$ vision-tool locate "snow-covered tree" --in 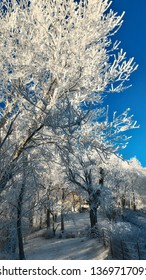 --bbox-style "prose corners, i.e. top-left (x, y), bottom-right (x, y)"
top-left (0, 0), bottom-right (137, 103)
top-left (0, 0), bottom-right (138, 192)
top-left (0, 0), bottom-right (141, 258)
top-left (101, 155), bottom-right (146, 213)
